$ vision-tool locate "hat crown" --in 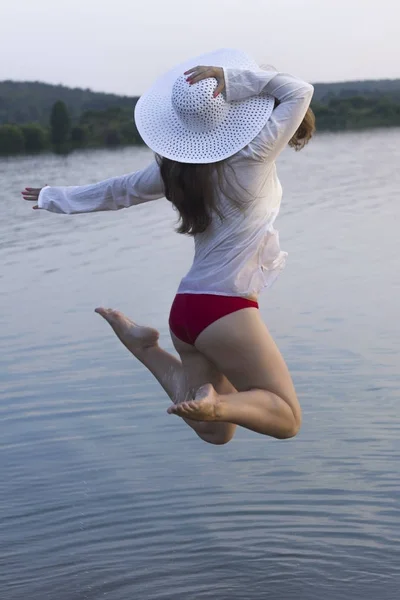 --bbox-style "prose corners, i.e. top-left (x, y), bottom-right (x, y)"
top-left (171, 75), bottom-right (228, 133)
